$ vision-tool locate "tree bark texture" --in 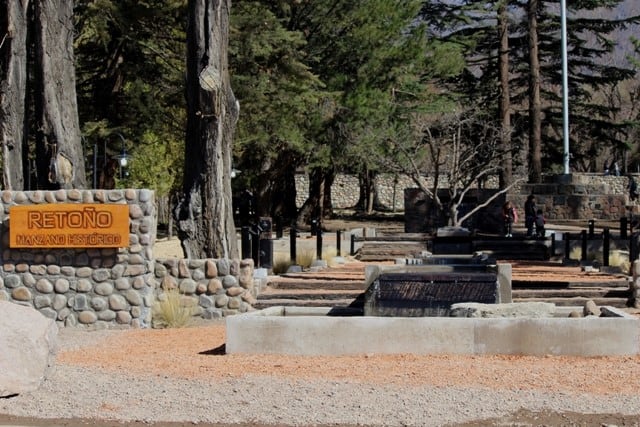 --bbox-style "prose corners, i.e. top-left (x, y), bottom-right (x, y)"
top-left (498, 1), bottom-right (512, 187)
top-left (0, 0), bottom-right (28, 190)
top-left (528, 0), bottom-right (542, 183)
top-left (34, 0), bottom-right (85, 189)
top-left (296, 167), bottom-right (326, 230)
top-left (177, 0), bottom-right (239, 259)
top-left (254, 150), bottom-right (299, 224)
